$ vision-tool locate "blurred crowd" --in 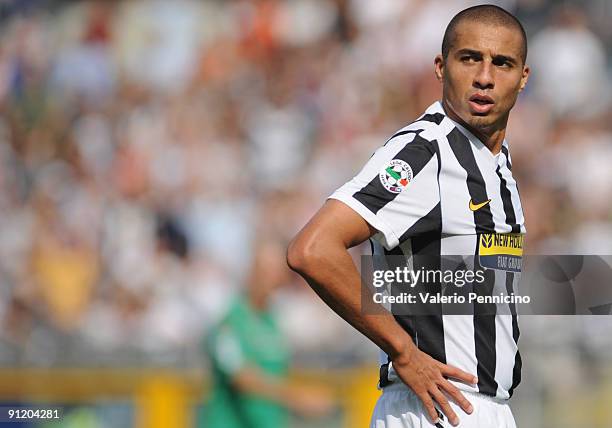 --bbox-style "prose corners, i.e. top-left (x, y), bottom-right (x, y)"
top-left (0, 0), bottom-right (611, 375)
